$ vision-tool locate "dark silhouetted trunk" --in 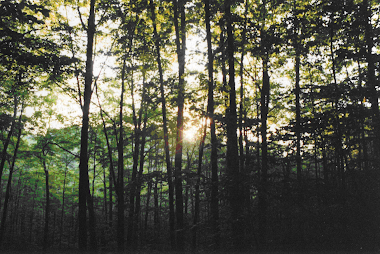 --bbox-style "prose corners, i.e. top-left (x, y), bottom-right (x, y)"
top-left (225, 0), bottom-right (241, 249)
top-left (149, 0), bottom-right (175, 248)
top-left (135, 81), bottom-right (148, 246)
top-left (0, 92), bottom-right (18, 183)
top-left (204, 0), bottom-right (219, 249)
top-left (172, 0), bottom-right (186, 249)
top-left (259, 59), bottom-right (270, 247)
top-left (59, 164), bottom-right (68, 248)
top-left (192, 119), bottom-right (207, 250)
top-left (363, 0), bottom-right (380, 160)
top-left (292, 0), bottom-right (302, 187)
top-left (78, 0), bottom-right (96, 250)
top-left (0, 105), bottom-right (23, 244)
top-left (128, 71), bottom-right (139, 250)
top-left (117, 58), bottom-right (126, 252)
top-left (42, 150), bottom-right (50, 251)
